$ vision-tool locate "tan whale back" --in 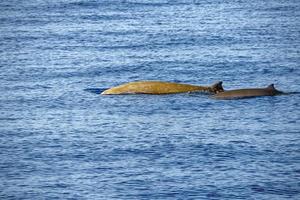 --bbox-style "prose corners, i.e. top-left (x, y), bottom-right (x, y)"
top-left (101, 81), bottom-right (223, 95)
